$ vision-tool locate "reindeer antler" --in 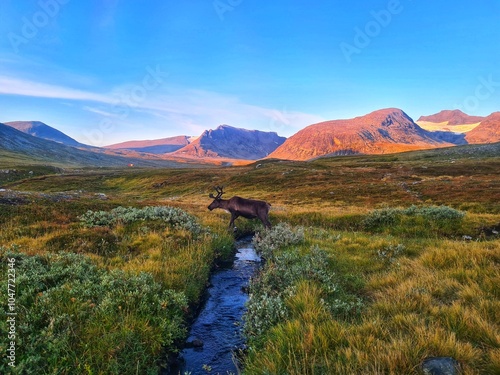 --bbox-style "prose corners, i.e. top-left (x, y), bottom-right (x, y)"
top-left (209, 185), bottom-right (225, 199)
